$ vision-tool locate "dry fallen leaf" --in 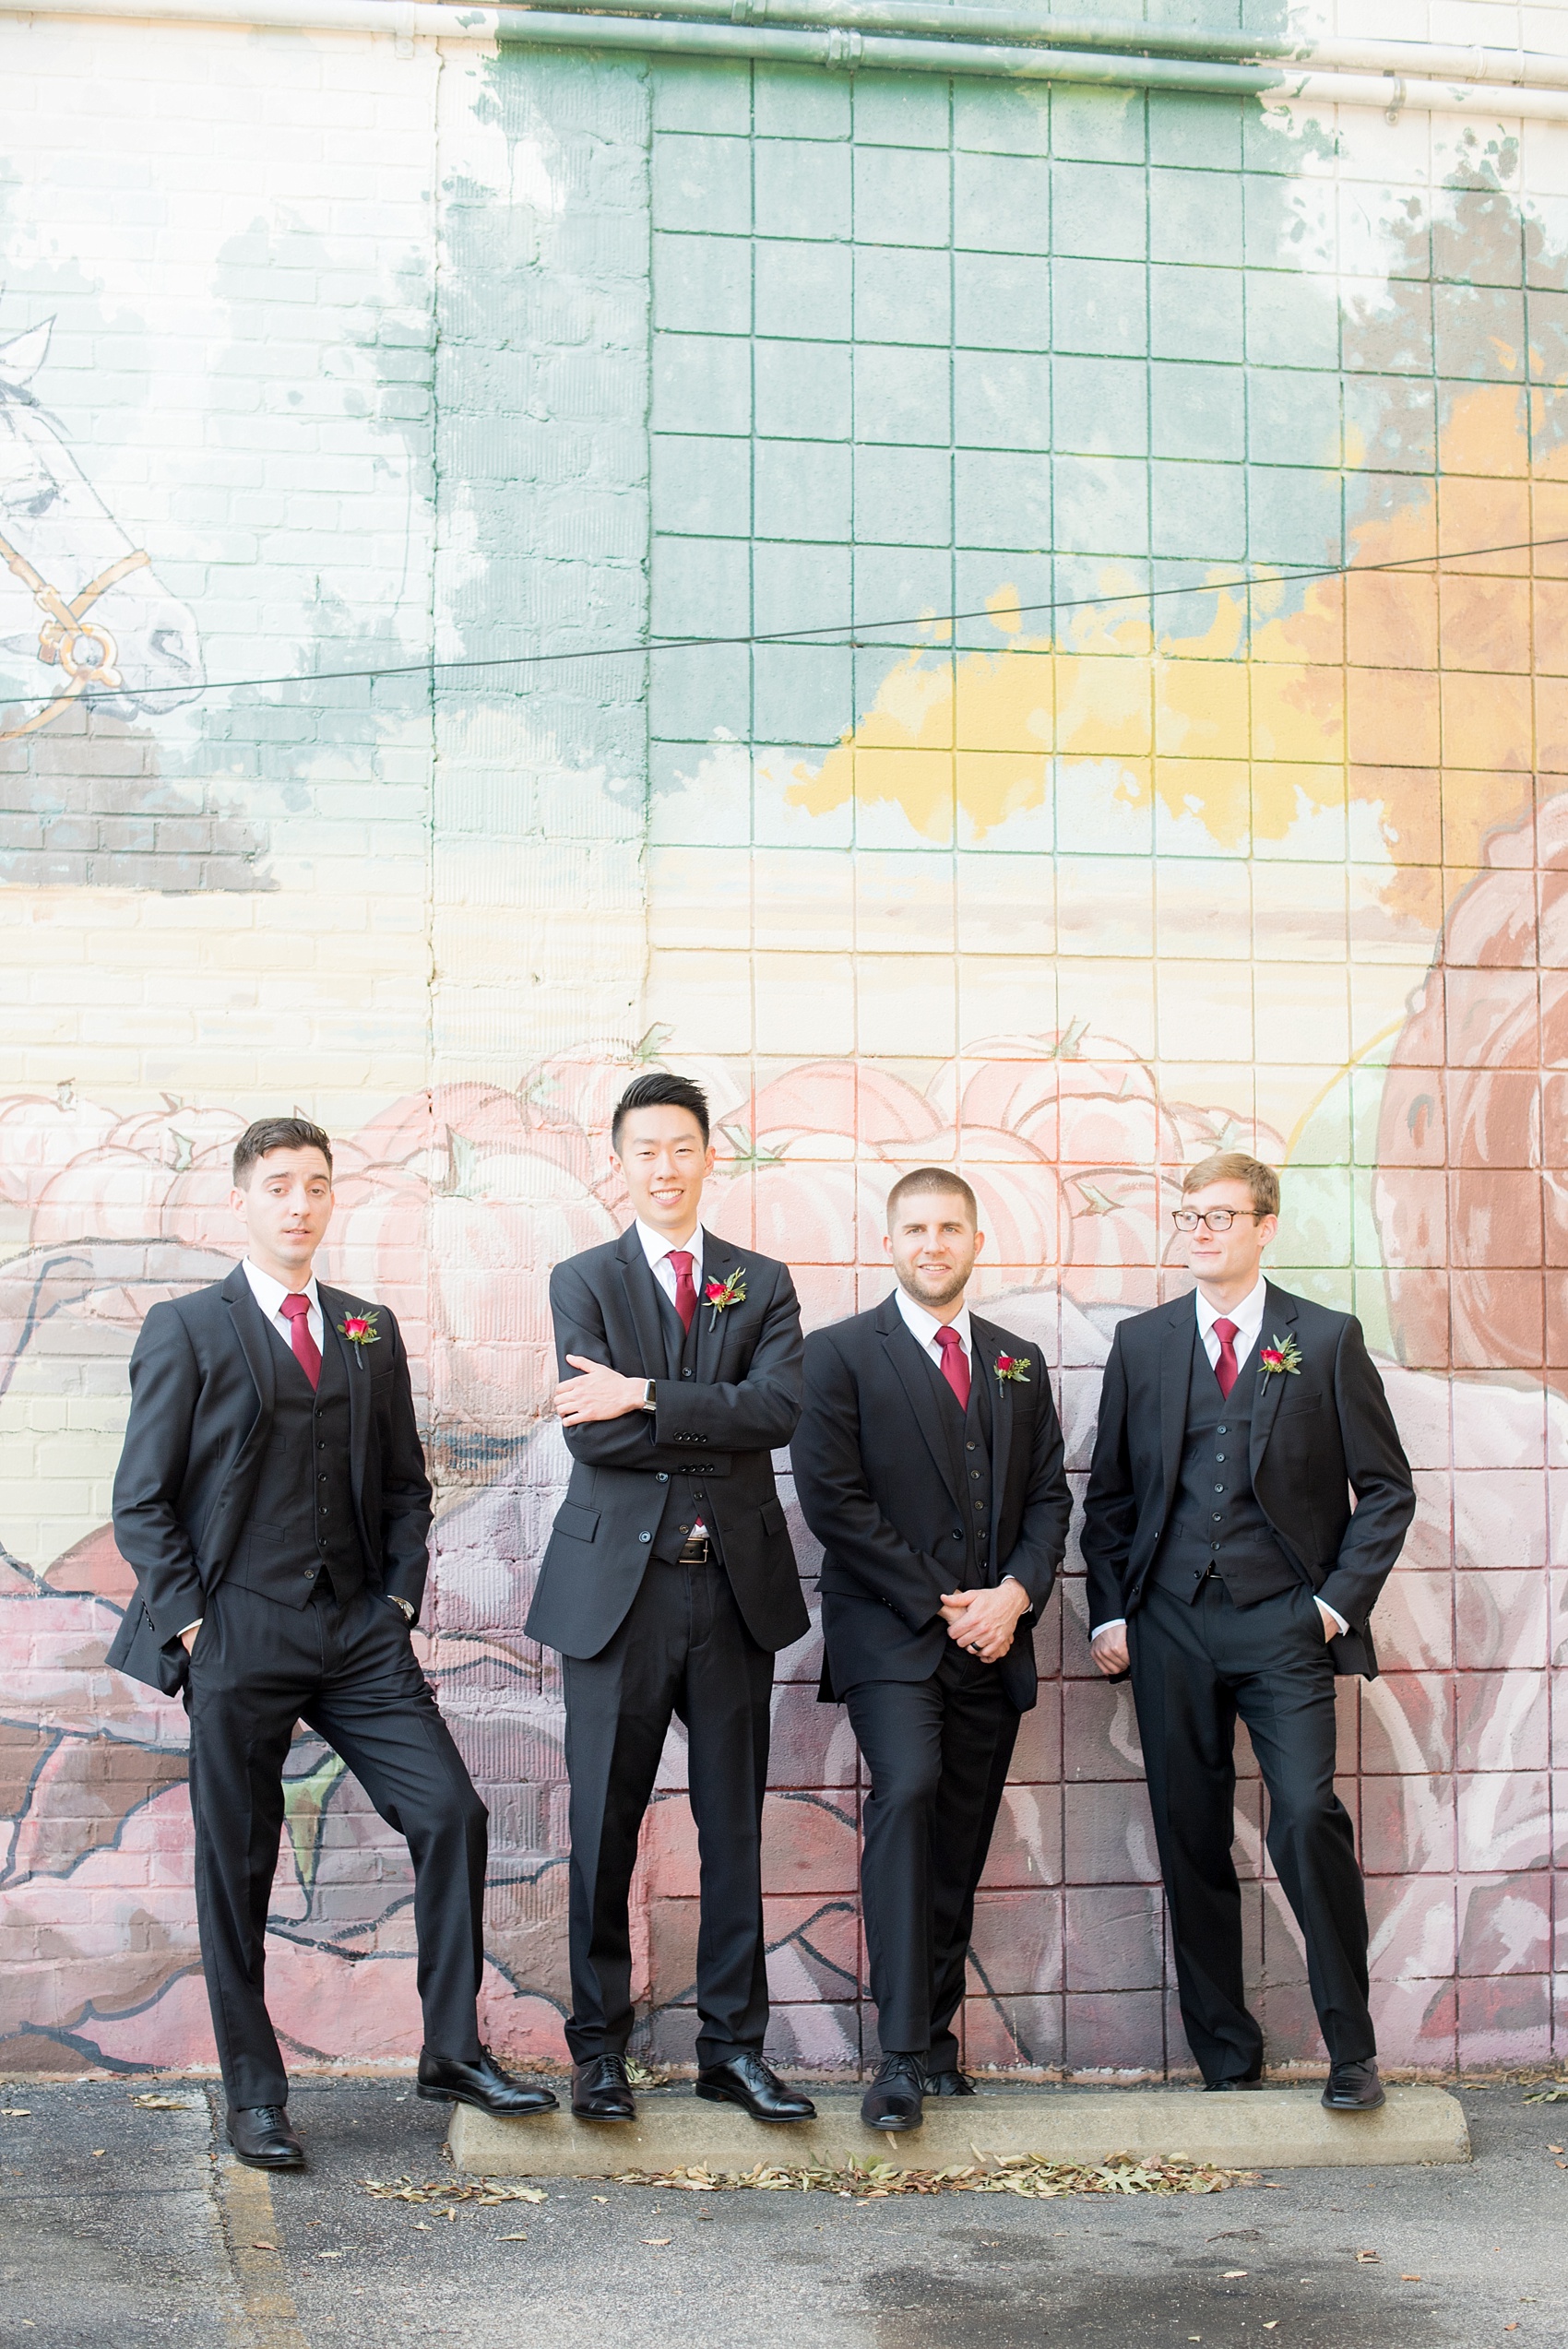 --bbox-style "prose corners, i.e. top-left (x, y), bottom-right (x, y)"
top-left (1549, 2145), bottom-right (1564, 2155)
top-left (90, 2150), bottom-right (105, 2158)
top-left (1400, 2273), bottom-right (1422, 2282)
top-left (1356, 2249), bottom-right (1381, 2263)
top-left (2, 2108), bottom-right (31, 2117)
top-left (593, 2195), bottom-right (609, 2204)
top-left (445, 2208), bottom-right (457, 2223)
top-left (250, 2243), bottom-right (275, 2252)
top-left (1221, 2269), bottom-right (1248, 2278)
top-left (317, 2251), bottom-right (344, 2260)
top-left (642, 2237), bottom-right (672, 2247)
